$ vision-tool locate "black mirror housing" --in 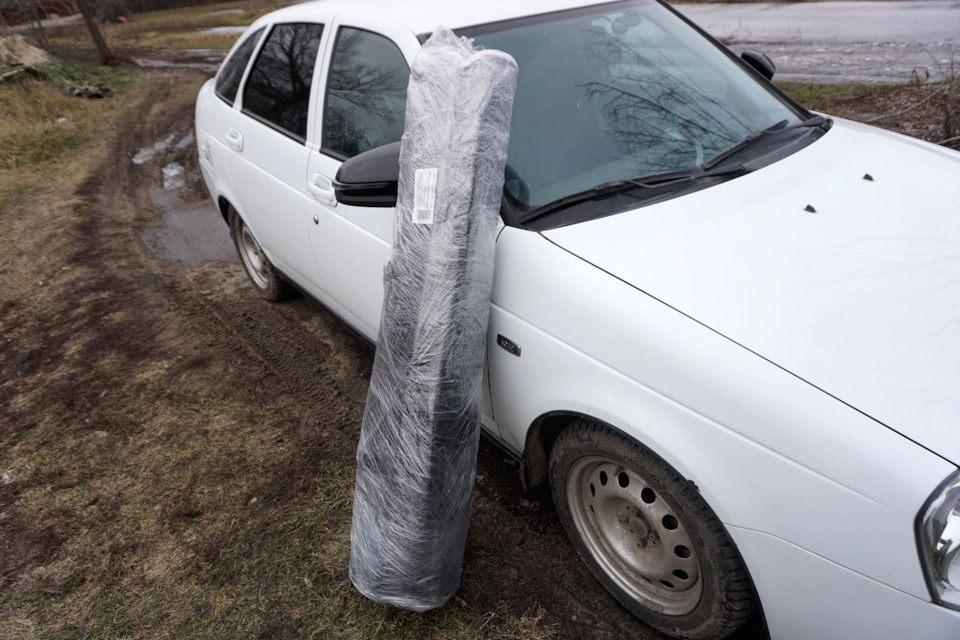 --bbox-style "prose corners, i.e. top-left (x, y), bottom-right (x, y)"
top-left (740, 49), bottom-right (776, 81)
top-left (333, 141), bottom-right (401, 207)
